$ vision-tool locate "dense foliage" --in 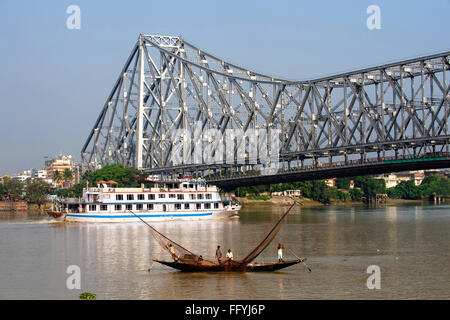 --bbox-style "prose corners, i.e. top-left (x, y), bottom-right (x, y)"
top-left (0, 176), bottom-right (51, 206)
top-left (387, 175), bottom-right (450, 200)
top-left (25, 179), bottom-right (52, 206)
top-left (234, 174), bottom-right (450, 203)
top-left (235, 180), bottom-right (334, 204)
